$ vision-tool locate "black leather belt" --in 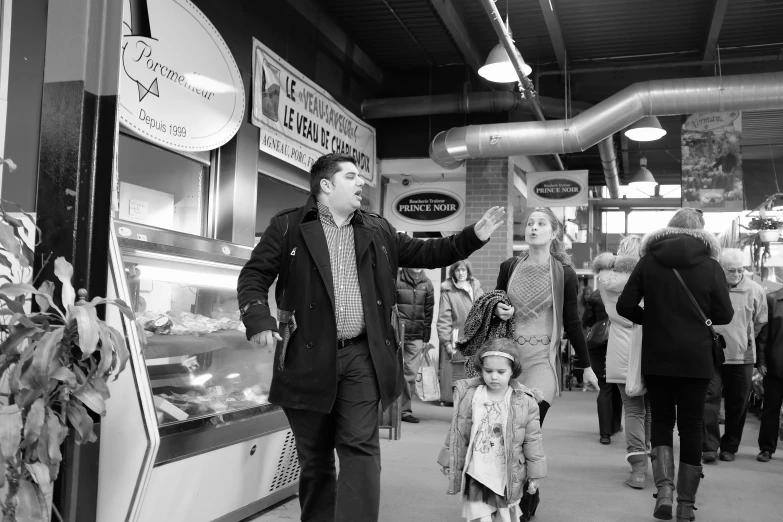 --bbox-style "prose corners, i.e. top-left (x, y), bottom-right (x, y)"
top-left (337, 333), bottom-right (366, 349)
